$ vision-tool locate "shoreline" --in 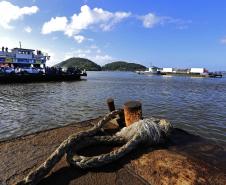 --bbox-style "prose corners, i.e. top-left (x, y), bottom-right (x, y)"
top-left (1, 118), bottom-right (225, 185)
